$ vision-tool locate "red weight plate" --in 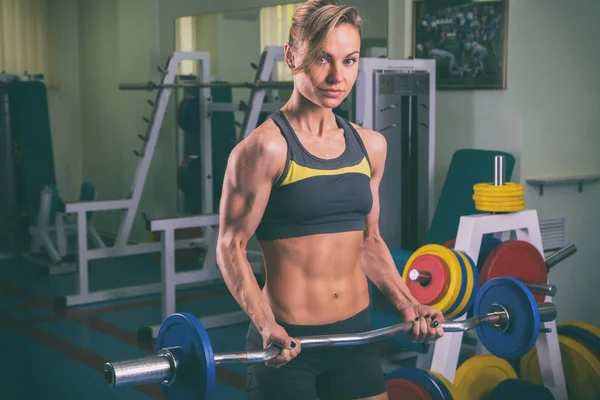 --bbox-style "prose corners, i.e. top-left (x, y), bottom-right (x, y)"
top-left (406, 254), bottom-right (450, 305)
top-left (479, 240), bottom-right (548, 303)
top-left (443, 239), bottom-right (455, 248)
top-left (386, 378), bottom-right (434, 400)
